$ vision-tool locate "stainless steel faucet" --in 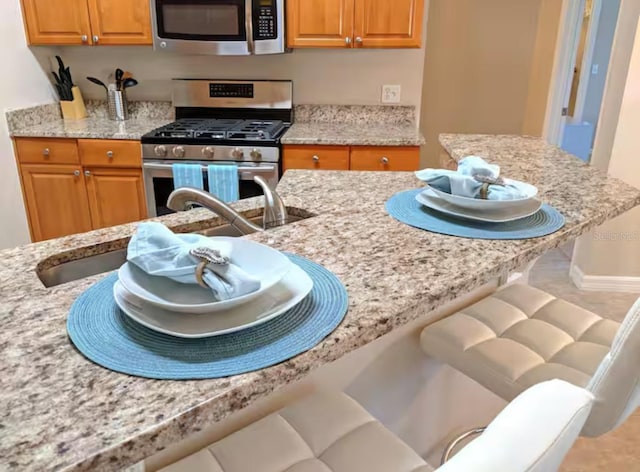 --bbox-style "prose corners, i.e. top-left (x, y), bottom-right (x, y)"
top-left (166, 176), bottom-right (289, 235)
